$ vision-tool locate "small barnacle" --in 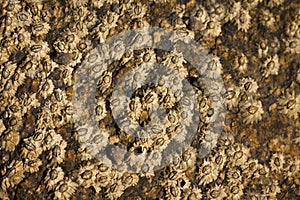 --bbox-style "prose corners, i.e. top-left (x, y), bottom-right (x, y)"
top-left (166, 184), bottom-right (182, 200)
top-left (241, 159), bottom-right (260, 178)
top-left (197, 160), bottom-right (219, 186)
top-left (24, 159), bottom-right (42, 173)
top-left (0, 130), bottom-right (20, 152)
top-left (205, 55), bottom-right (223, 79)
top-left (186, 186), bottom-right (202, 200)
top-left (234, 9), bottom-right (252, 32)
top-left (177, 147), bottom-right (197, 170)
top-left (77, 163), bottom-right (97, 189)
top-left (269, 153), bottom-right (285, 172)
top-left (46, 141), bottom-right (67, 164)
top-left (239, 77), bottom-right (258, 94)
top-left (39, 79), bottom-right (54, 99)
top-left (218, 131), bottom-right (235, 147)
top-left (212, 149), bottom-right (227, 170)
top-left (206, 184), bottom-right (226, 200)
top-left (194, 5), bottom-right (209, 24)
top-left (261, 54), bottom-right (280, 78)
top-left (259, 9), bottom-right (275, 29)
top-left (284, 38), bottom-right (300, 54)
top-left (226, 167), bottom-right (242, 184)
top-left (227, 144), bottom-right (250, 167)
top-left (31, 21), bottom-right (50, 36)
top-left (44, 166), bottom-right (64, 191)
top-left (226, 183), bottom-right (244, 200)
top-left (253, 164), bottom-right (270, 179)
top-left (269, 37), bottom-right (280, 53)
top-left (285, 157), bottom-right (300, 177)
top-left (278, 91), bottom-right (300, 119)
top-left (224, 84), bottom-right (240, 109)
top-left (54, 177), bottom-right (78, 200)
top-left (203, 20), bottom-right (222, 38)
top-left (16, 11), bottom-right (32, 27)
top-left (130, 2), bottom-right (147, 19)
top-left (121, 173), bottom-right (139, 187)
top-left (53, 40), bottom-right (68, 53)
top-left (257, 39), bottom-right (269, 58)
top-left (77, 38), bottom-right (92, 53)
top-left (29, 41), bottom-right (50, 59)
top-left (233, 52), bottom-right (248, 73)
top-left (285, 20), bottom-right (299, 38)
top-left (240, 98), bottom-right (264, 124)
top-left (1, 160), bottom-right (25, 190)
top-left (21, 137), bottom-right (43, 160)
